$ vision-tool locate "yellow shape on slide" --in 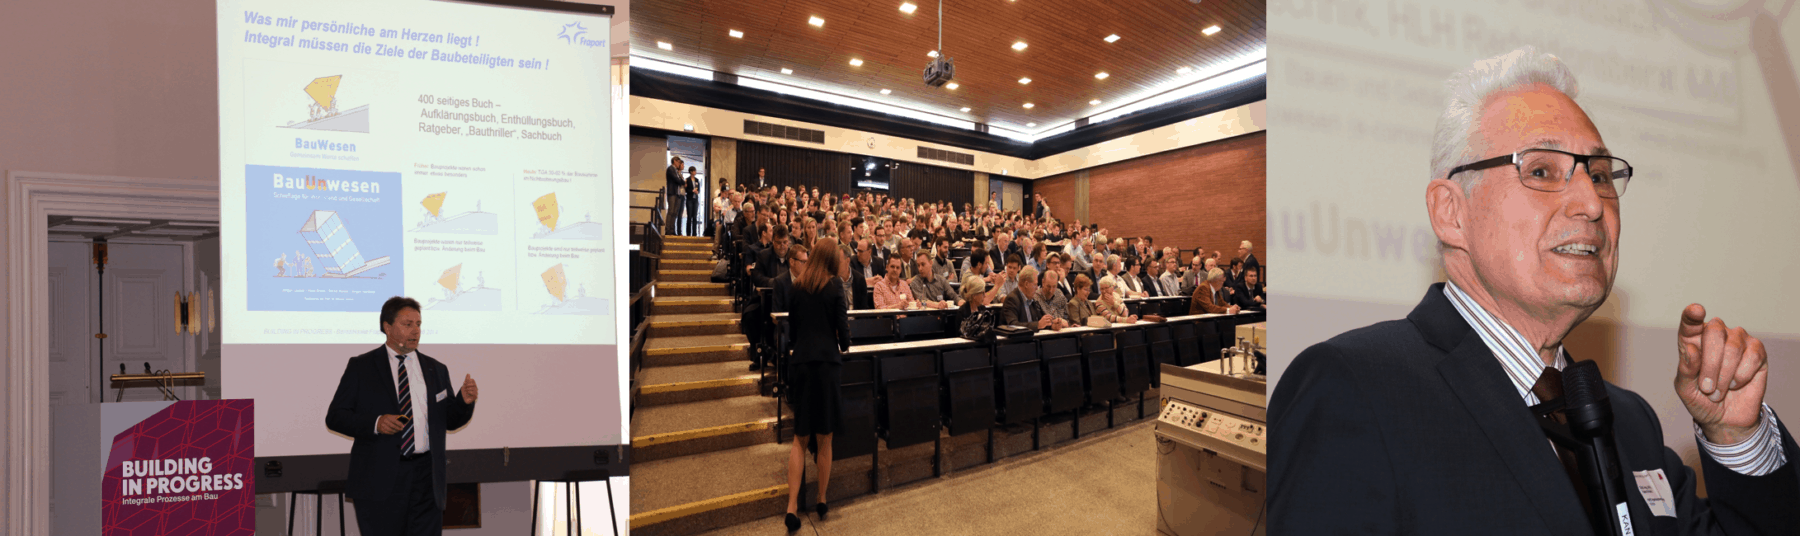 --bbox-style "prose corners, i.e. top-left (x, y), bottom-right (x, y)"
top-left (421, 192), bottom-right (447, 217)
top-left (439, 264), bottom-right (462, 292)
top-left (303, 75), bottom-right (342, 108)
top-left (542, 264), bottom-right (567, 302)
top-left (533, 193), bottom-right (560, 231)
